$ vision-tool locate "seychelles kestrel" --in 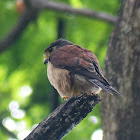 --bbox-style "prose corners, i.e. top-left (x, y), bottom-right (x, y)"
top-left (43, 39), bottom-right (121, 99)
